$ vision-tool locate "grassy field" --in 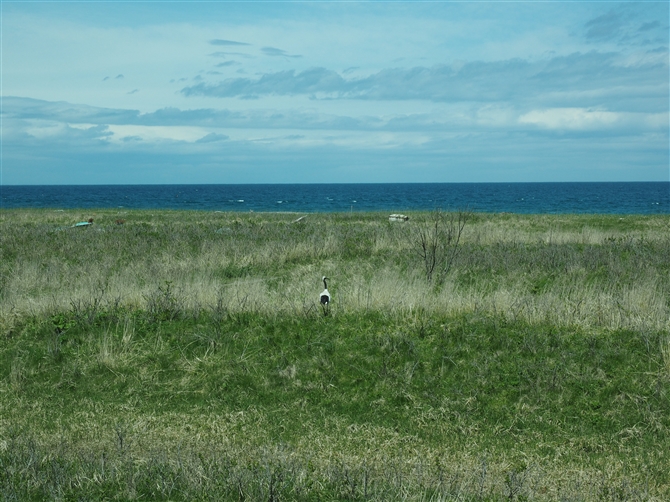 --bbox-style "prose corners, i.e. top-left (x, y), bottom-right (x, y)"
top-left (1, 208), bottom-right (669, 500)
